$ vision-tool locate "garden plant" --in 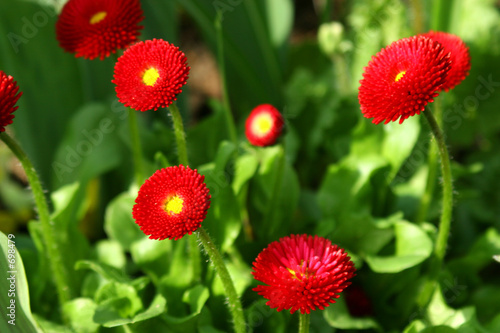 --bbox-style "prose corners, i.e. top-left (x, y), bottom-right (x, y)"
top-left (1, 0), bottom-right (500, 332)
